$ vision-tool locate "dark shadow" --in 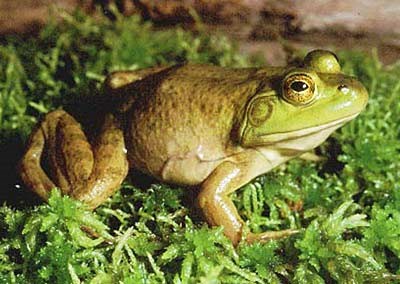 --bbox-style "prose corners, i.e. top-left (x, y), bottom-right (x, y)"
top-left (318, 138), bottom-right (345, 175)
top-left (0, 133), bottom-right (42, 208)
